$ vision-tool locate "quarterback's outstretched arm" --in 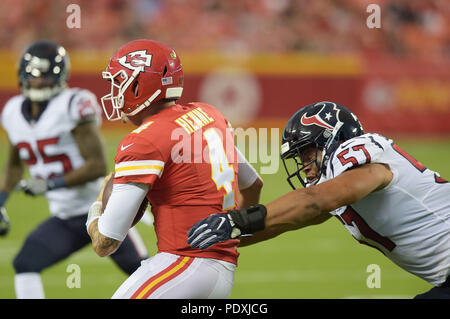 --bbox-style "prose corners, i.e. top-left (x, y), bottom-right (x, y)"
top-left (188, 163), bottom-right (392, 249)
